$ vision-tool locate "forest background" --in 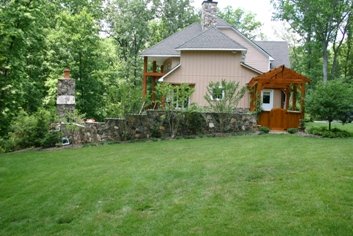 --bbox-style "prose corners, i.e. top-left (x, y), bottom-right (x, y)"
top-left (1, 0), bottom-right (353, 139)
